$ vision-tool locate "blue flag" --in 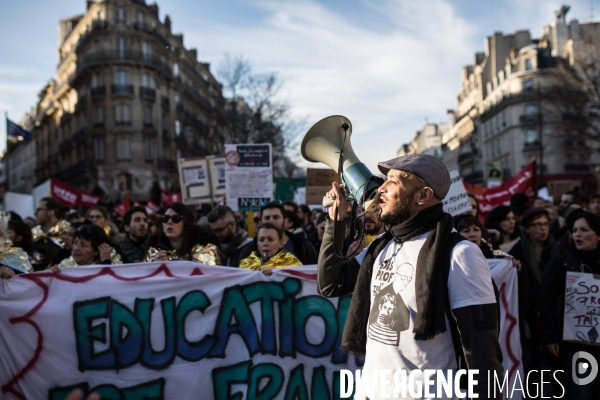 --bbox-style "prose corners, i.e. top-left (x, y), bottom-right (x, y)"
top-left (6, 119), bottom-right (32, 142)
